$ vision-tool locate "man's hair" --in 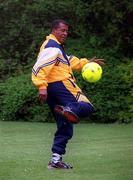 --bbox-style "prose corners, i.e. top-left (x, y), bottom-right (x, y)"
top-left (51, 19), bottom-right (69, 30)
